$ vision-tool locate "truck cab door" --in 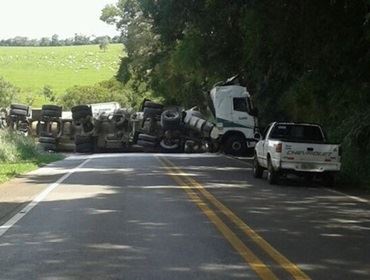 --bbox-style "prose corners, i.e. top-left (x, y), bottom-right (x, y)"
top-left (231, 97), bottom-right (254, 139)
